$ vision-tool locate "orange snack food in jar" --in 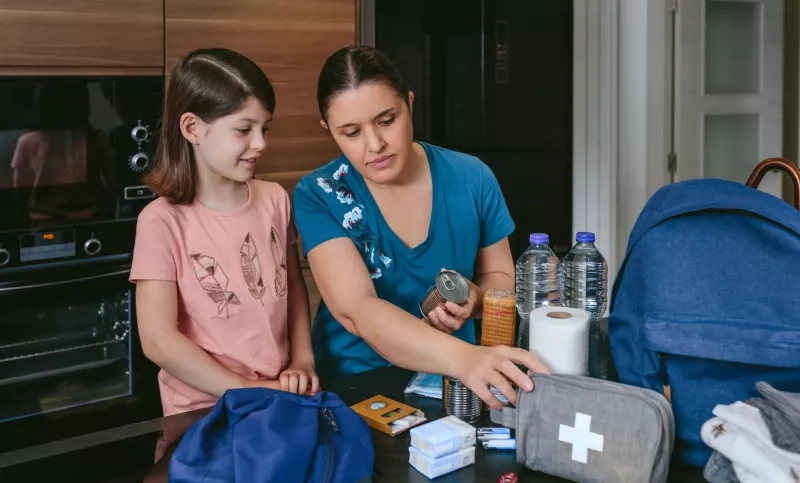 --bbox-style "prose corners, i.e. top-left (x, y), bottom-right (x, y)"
top-left (480, 289), bottom-right (516, 347)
